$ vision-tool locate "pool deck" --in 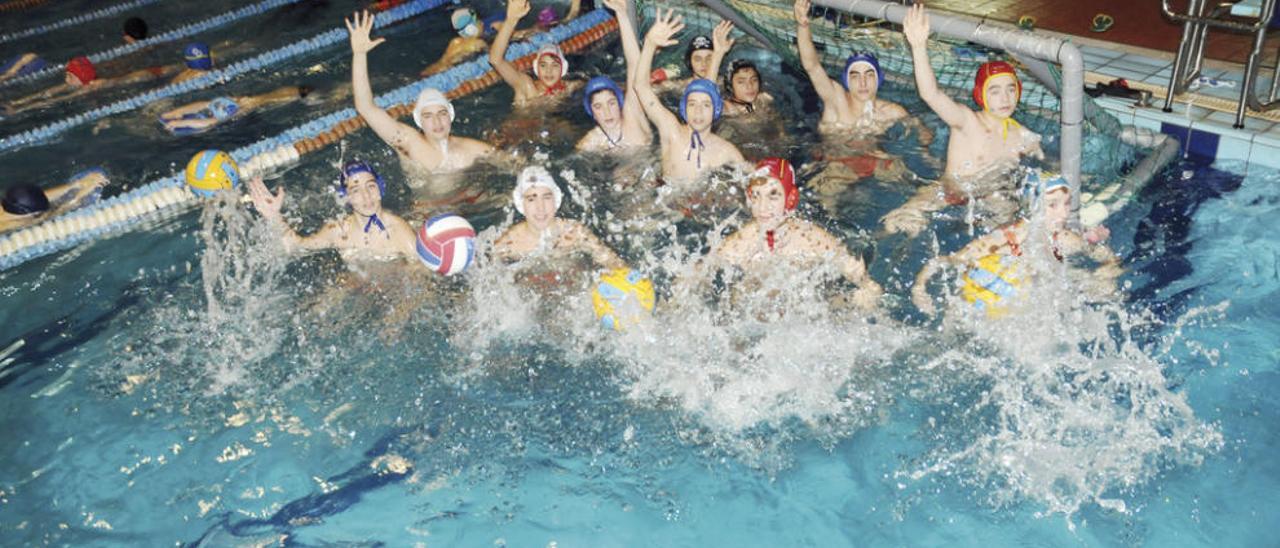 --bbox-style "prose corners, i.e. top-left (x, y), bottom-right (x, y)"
top-left (933, 0), bottom-right (1280, 169)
